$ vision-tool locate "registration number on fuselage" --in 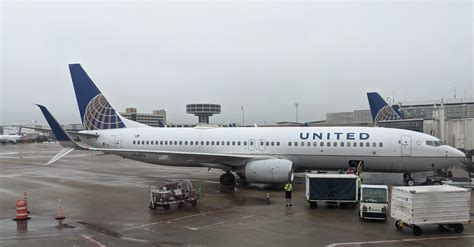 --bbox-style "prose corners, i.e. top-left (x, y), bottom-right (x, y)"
top-left (131, 153), bottom-right (146, 158)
